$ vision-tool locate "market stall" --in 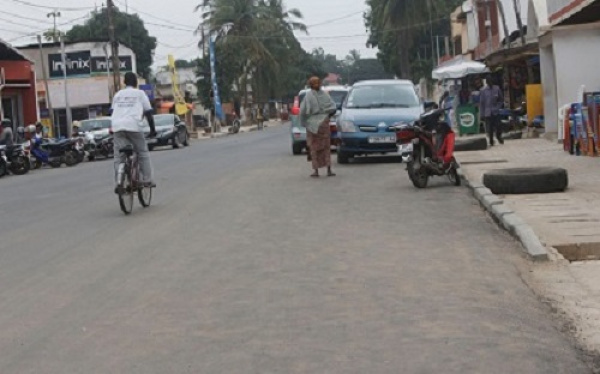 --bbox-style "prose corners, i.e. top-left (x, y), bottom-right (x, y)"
top-left (432, 61), bottom-right (489, 136)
